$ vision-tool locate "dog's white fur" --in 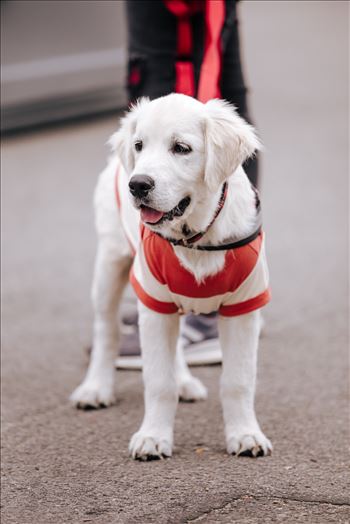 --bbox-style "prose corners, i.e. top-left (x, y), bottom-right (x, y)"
top-left (70, 94), bottom-right (272, 459)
